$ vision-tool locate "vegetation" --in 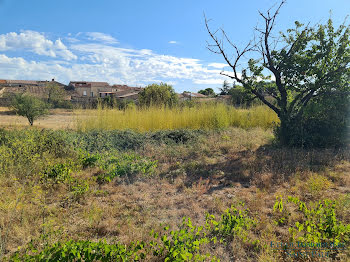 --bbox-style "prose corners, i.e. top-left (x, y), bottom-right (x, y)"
top-left (76, 104), bottom-right (278, 132)
top-left (47, 83), bottom-right (72, 109)
top-left (0, 125), bottom-right (349, 261)
top-left (10, 93), bottom-right (49, 126)
top-left (198, 88), bottom-right (215, 96)
top-left (139, 83), bottom-right (178, 108)
top-left (206, 1), bottom-right (350, 147)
